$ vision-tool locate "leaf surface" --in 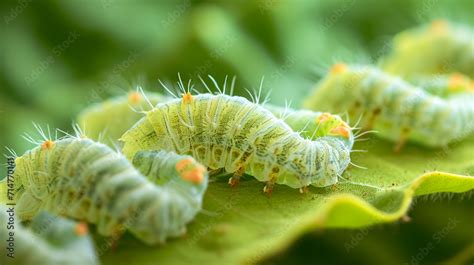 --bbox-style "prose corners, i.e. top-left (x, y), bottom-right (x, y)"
top-left (101, 135), bottom-right (474, 265)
